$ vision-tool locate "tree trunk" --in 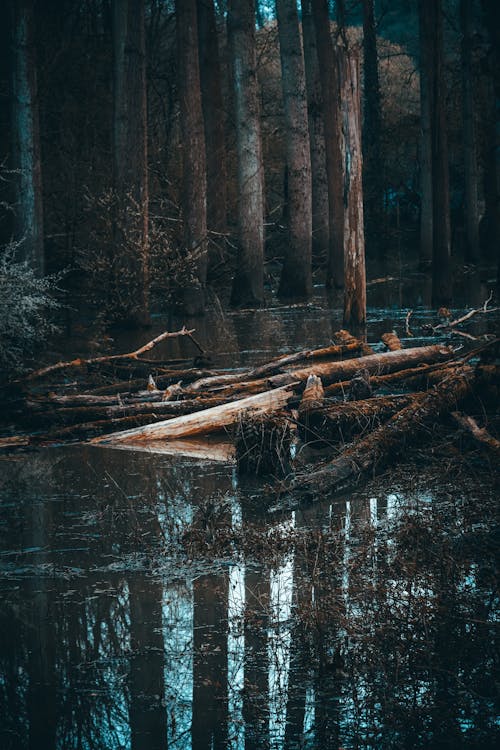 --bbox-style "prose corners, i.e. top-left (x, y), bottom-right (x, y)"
top-left (460, 0), bottom-right (480, 264)
top-left (276, 0), bottom-right (312, 299)
top-left (312, 0), bottom-right (344, 287)
top-left (92, 384), bottom-right (296, 443)
top-left (10, 0), bottom-right (44, 275)
top-left (339, 48), bottom-right (366, 326)
top-left (228, 0), bottom-right (264, 307)
top-left (175, 0), bottom-right (207, 315)
top-left (197, 0), bottom-right (227, 238)
top-left (112, 0), bottom-right (149, 325)
top-left (418, 0), bottom-right (433, 267)
top-left (361, 0), bottom-right (384, 257)
top-left (292, 367), bottom-right (473, 498)
top-left (419, 0), bottom-right (452, 305)
top-left (301, 0), bottom-right (329, 261)
top-left (269, 344), bottom-right (452, 388)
